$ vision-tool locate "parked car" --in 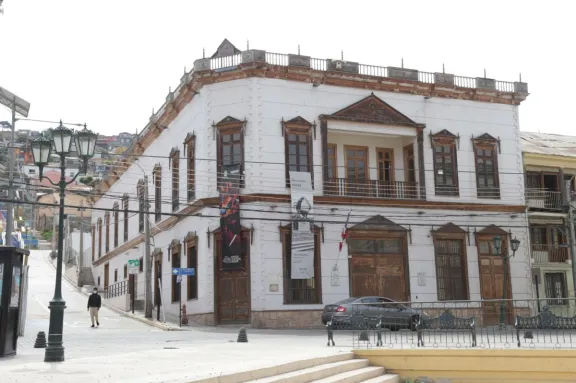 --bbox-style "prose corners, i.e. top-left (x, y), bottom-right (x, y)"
top-left (321, 296), bottom-right (428, 331)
